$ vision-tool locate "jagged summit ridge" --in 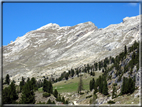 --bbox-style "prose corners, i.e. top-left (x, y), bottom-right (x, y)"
top-left (36, 21), bottom-right (97, 31)
top-left (37, 23), bottom-right (60, 30)
top-left (3, 15), bottom-right (140, 84)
